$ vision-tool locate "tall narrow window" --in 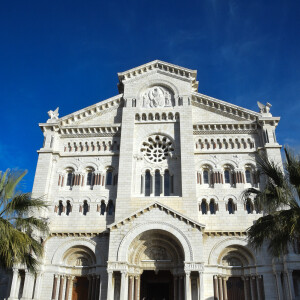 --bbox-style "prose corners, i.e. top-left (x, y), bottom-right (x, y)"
top-left (66, 172), bottom-right (74, 187)
top-left (106, 170), bottom-right (113, 185)
top-left (203, 170), bottom-right (209, 184)
top-left (155, 170), bottom-right (160, 196)
top-left (228, 199), bottom-right (234, 214)
top-left (224, 170), bottom-right (230, 184)
top-left (145, 170), bottom-right (151, 196)
top-left (100, 201), bottom-right (106, 215)
top-left (201, 200), bottom-right (207, 215)
top-left (170, 175), bottom-right (174, 194)
top-left (87, 170), bottom-right (95, 186)
top-left (107, 200), bottom-right (114, 215)
top-left (164, 170), bottom-right (170, 196)
top-left (246, 199), bottom-right (253, 214)
top-left (66, 201), bottom-right (71, 216)
top-left (245, 170), bottom-right (252, 184)
top-left (209, 200), bottom-right (216, 214)
top-left (83, 200), bottom-right (89, 216)
top-left (58, 201), bottom-right (63, 216)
